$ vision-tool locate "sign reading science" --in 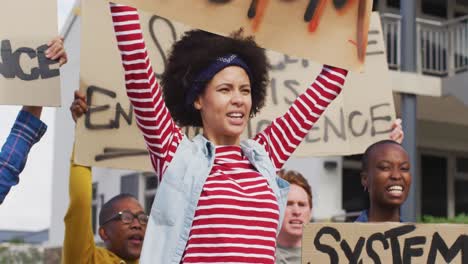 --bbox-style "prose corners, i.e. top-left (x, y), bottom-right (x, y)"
top-left (75, 0), bottom-right (395, 171)
top-left (105, 0), bottom-right (372, 71)
top-left (302, 223), bottom-right (468, 264)
top-left (0, 0), bottom-right (61, 106)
